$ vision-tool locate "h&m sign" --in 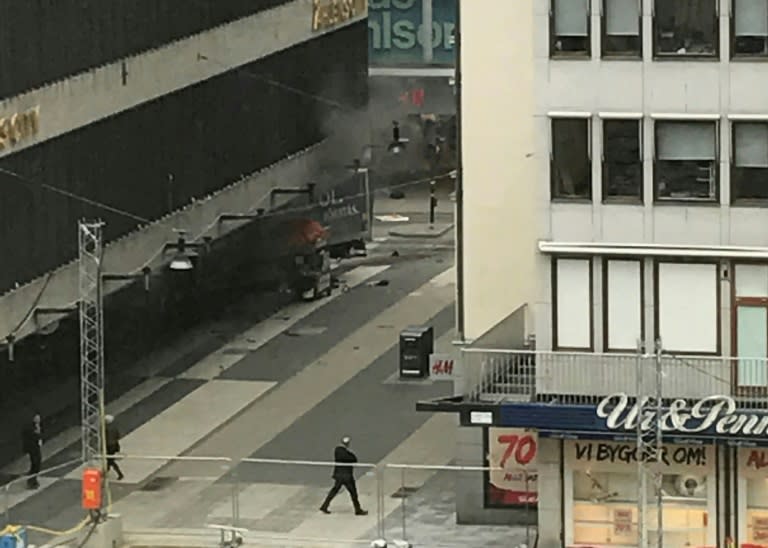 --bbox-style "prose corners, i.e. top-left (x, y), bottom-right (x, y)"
top-left (597, 393), bottom-right (768, 438)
